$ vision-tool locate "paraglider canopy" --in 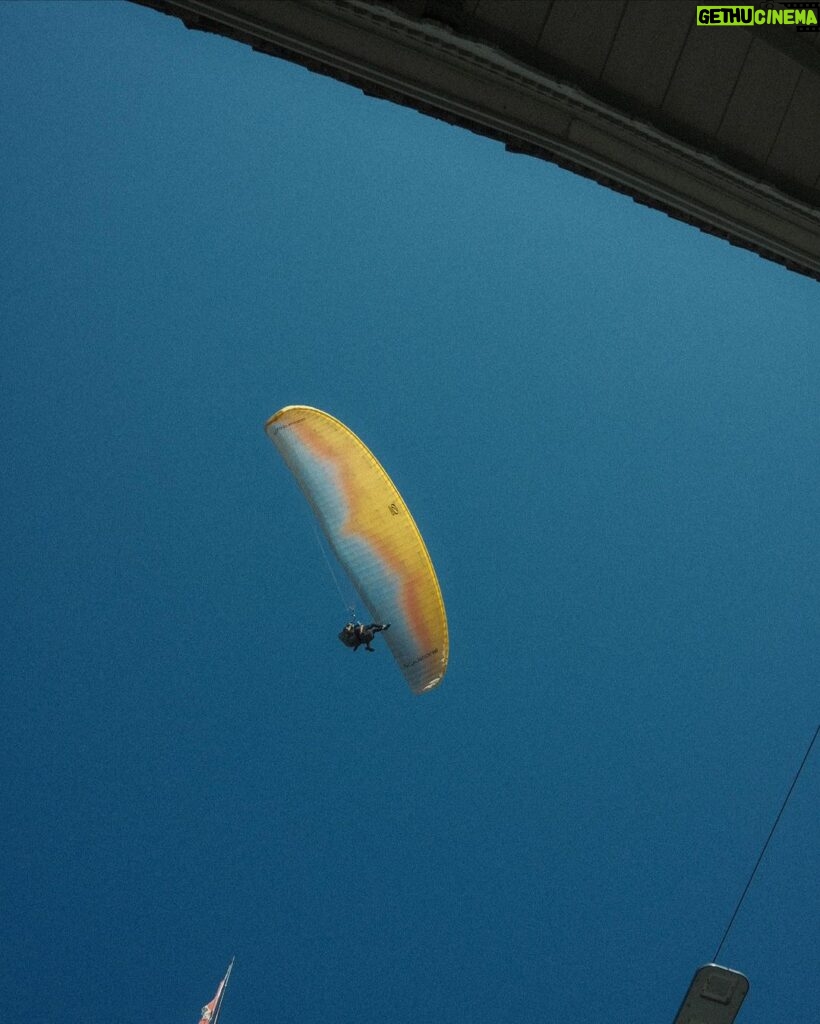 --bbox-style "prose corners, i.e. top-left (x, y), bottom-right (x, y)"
top-left (266, 405), bottom-right (448, 694)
